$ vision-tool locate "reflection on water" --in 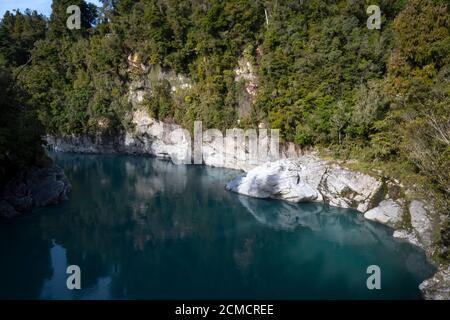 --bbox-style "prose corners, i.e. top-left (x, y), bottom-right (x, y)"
top-left (0, 153), bottom-right (435, 299)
